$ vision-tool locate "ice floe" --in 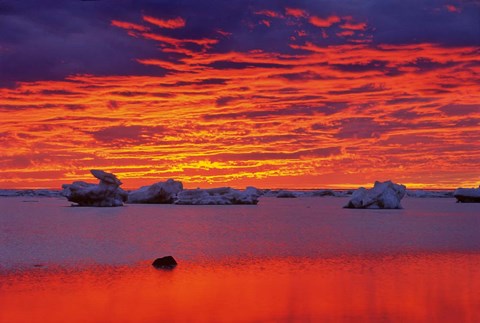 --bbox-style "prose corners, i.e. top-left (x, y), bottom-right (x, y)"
top-left (62, 170), bottom-right (128, 207)
top-left (175, 187), bottom-right (260, 205)
top-left (344, 180), bottom-right (406, 209)
top-left (275, 190), bottom-right (298, 198)
top-left (453, 187), bottom-right (480, 203)
top-left (0, 189), bottom-right (62, 197)
top-left (406, 190), bottom-right (453, 198)
top-left (262, 189), bottom-right (351, 198)
top-left (127, 179), bottom-right (183, 204)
